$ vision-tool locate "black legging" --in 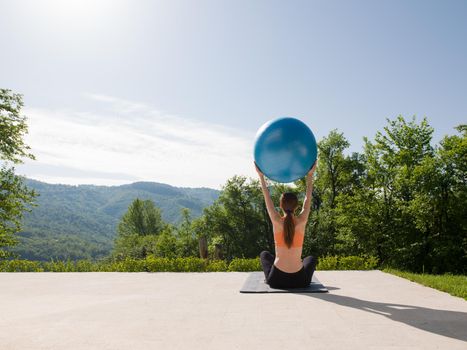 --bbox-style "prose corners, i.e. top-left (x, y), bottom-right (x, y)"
top-left (260, 250), bottom-right (316, 289)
